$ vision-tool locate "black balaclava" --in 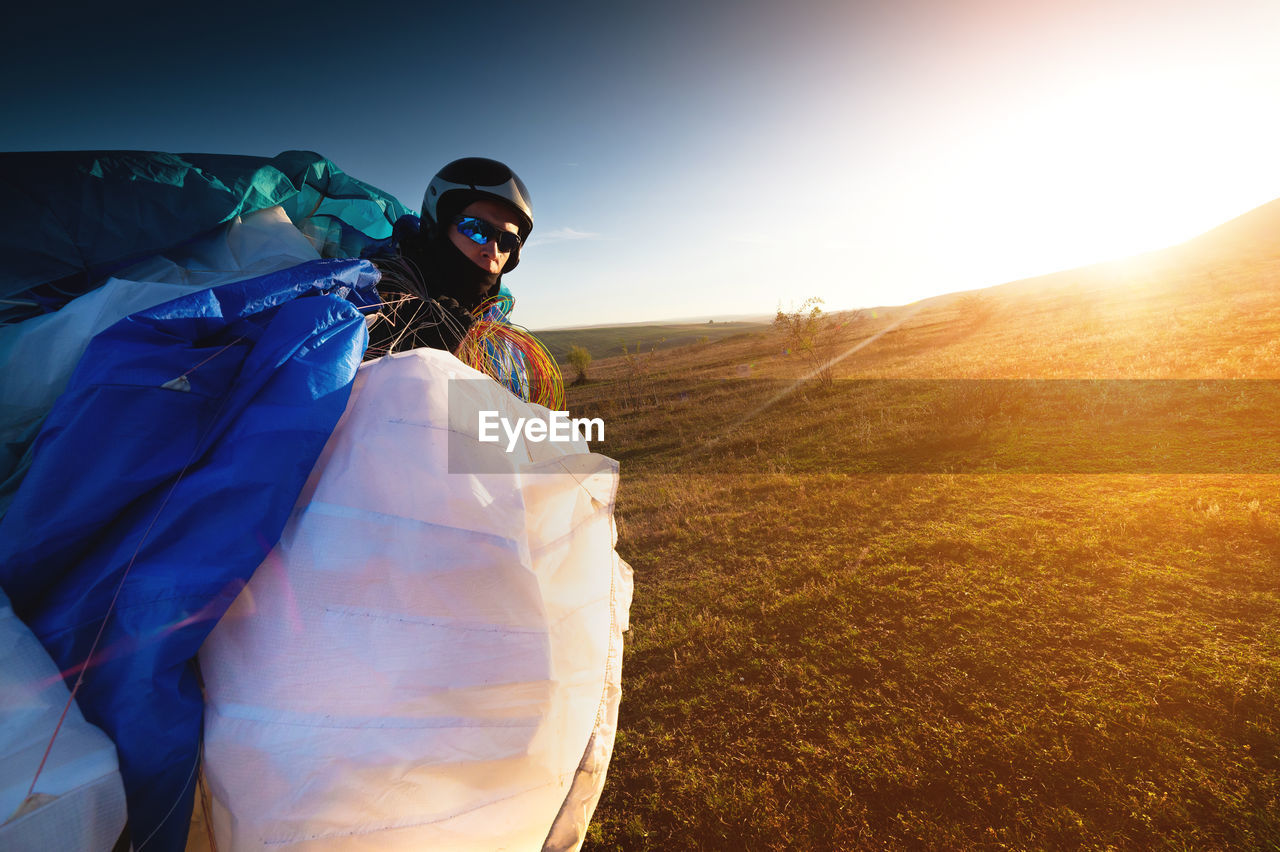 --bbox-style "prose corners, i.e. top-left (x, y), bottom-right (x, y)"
top-left (423, 221), bottom-right (500, 309)
top-left (394, 213), bottom-right (500, 311)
